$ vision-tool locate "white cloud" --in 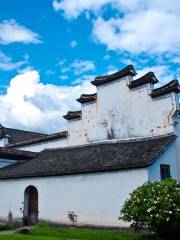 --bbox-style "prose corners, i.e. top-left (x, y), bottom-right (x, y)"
top-left (72, 74), bottom-right (96, 84)
top-left (93, 10), bottom-right (180, 54)
top-left (52, 0), bottom-right (143, 19)
top-left (53, 0), bottom-right (180, 19)
top-left (70, 40), bottom-right (77, 48)
top-left (0, 70), bottom-right (95, 133)
top-left (0, 19), bottom-right (41, 44)
top-left (54, 0), bottom-right (180, 55)
top-left (60, 75), bottom-right (68, 80)
top-left (172, 57), bottom-right (180, 64)
top-left (0, 51), bottom-right (28, 71)
top-left (52, 0), bottom-right (106, 18)
top-left (135, 65), bottom-right (174, 86)
top-left (61, 59), bottom-right (95, 75)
